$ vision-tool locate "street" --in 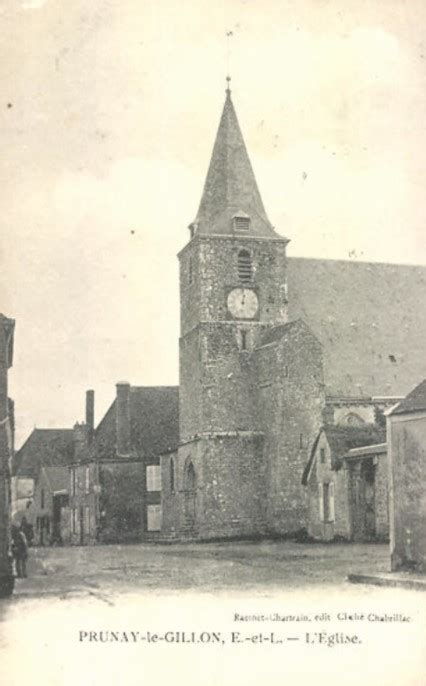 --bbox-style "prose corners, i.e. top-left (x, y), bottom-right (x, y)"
top-left (0, 539), bottom-right (395, 598)
top-left (1, 541), bottom-right (425, 686)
